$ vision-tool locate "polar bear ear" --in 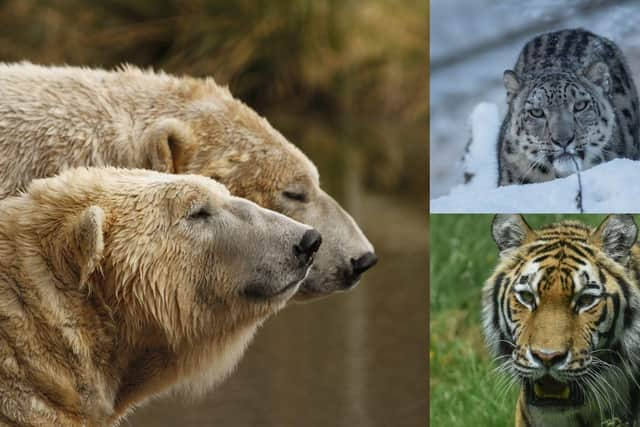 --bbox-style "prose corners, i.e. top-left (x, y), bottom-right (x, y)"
top-left (55, 206), bottom-right (105, 289)
top-left (143, 118), bottom-right (196, 174)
